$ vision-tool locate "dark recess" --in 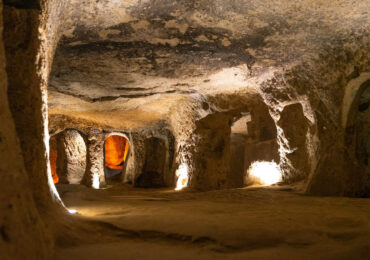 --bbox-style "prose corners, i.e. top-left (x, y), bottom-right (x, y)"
top-left (4, 0), bottom-right (41, 10)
